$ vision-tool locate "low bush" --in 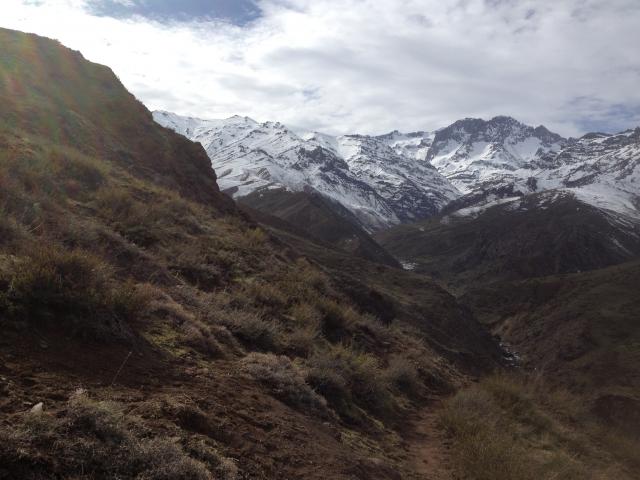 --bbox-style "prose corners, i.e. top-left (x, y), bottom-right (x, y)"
top-left (285, 324), bottom-right (320, 358)
top-left (0, 246), bottom-right (148, 340)
top-left (277, 258), bottom-right (330, 301)
top-left (317, 298), bottom-right (359, 340)
top-left (241, 352), bottom-right (328, 415)
top-left (439, 374), bottom-right (599, 480)
top-left (289, 302), bottom-right (322, 326)
top-left (384, 357), bottom-right (421, 395)
top-left (181, 319), bottom-right (224, 358)
top-left (0, 390), bottom-right (235, 480)
top-left (95, 187), bottom-right (202, 248)
top-left (47, 145), bottom-right (107, 194)
top-left (242, 280), bottom-right (288, 310)
top-left (0, 211), bottom-right (24, 247)
top-left (220, 310), bottom-right (282, 352)
top-left (306, 344), bottom-right (392, 419)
